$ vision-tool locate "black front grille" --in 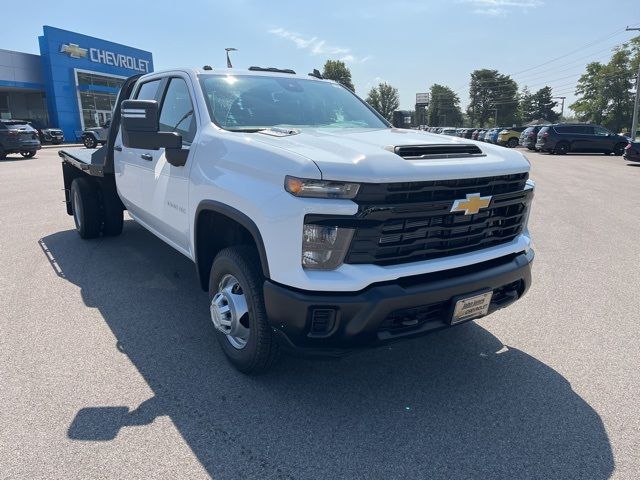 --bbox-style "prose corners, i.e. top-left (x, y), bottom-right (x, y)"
top-left (355, 172), bottom-right (528, 205)
top-left (344, 173), bottom-right (531, 266)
